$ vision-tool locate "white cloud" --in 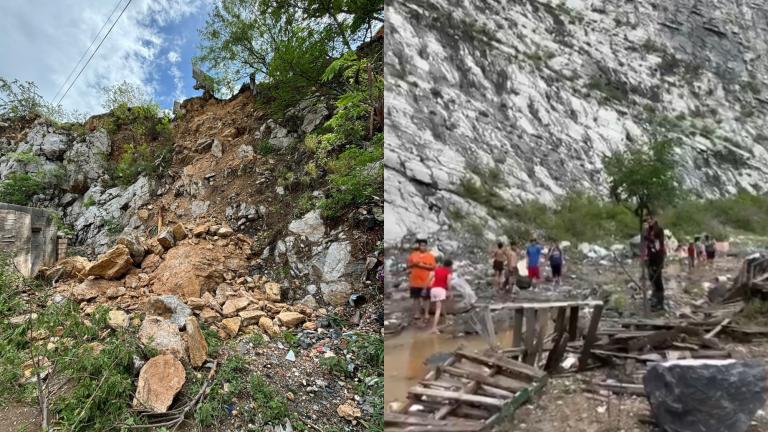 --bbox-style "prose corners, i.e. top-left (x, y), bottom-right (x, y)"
top-left (0, 0), bottom-right (208, 116)
top-left (167, 50), bottom-right (181, 63)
